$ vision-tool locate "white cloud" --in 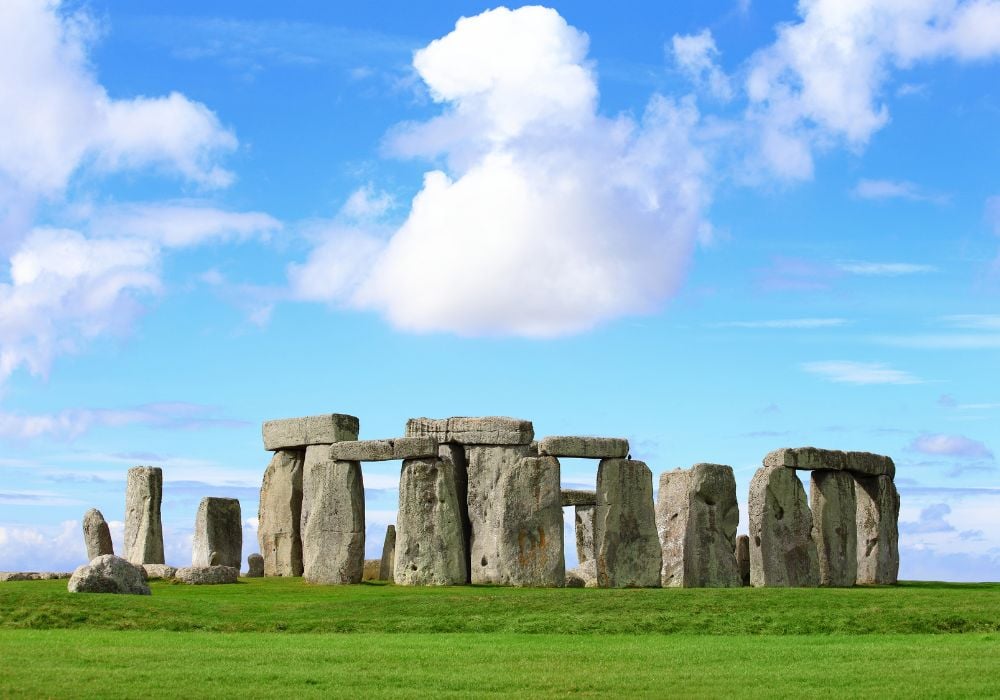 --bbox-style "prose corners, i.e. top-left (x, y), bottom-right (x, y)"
top-left (85, 202), bottom-right (281, 248)
top-left (712, 318), bottom-right (847, 329)
top-left (852, 178), bottom-right (947, 203)
top-left (290, 6), bottom-right (710, 336)
top-left (838, 261), bottom-right (937, 275)
top-left (943, 314), bottom-right (1000, 330)
top-left (671, 30), bottom-right (733, 100)
top-left (801, 360), bottom-right (924, 385)
top-left (909, 433), bottom-right (994, 460)
top-left (0, 520), bottom-right (84, 572)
